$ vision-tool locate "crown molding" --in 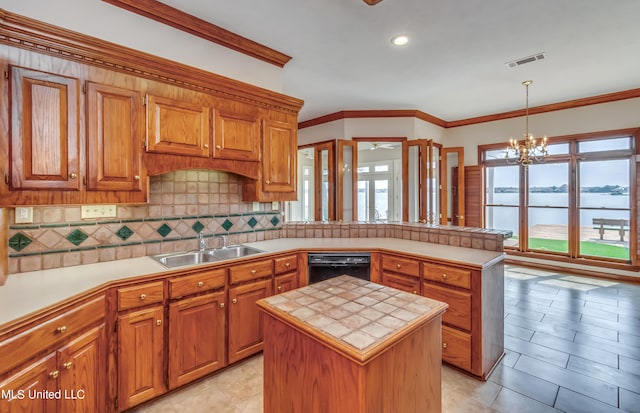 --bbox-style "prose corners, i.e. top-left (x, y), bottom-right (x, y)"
top-left (102, 0), bottom-right (292, 68)
top-left (0, 9), bottom-right (303, 114)
top-left (299, 89), bottom-right (640, 130)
